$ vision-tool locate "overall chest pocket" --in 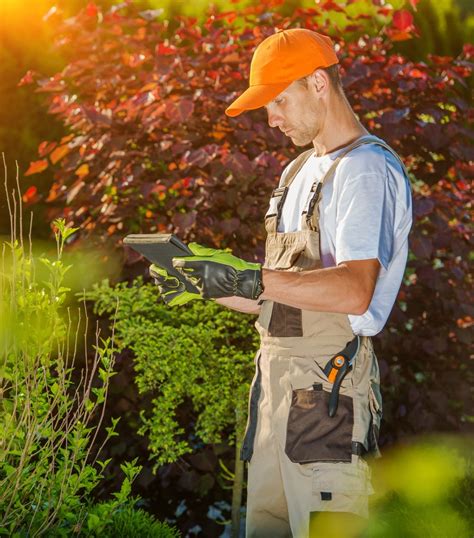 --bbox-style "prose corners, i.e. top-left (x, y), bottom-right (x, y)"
top-left (264, 242), bottom-right (306, 270)
top-left (264, 231), bottom-right (321, 271)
